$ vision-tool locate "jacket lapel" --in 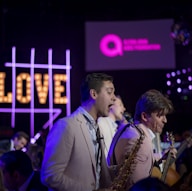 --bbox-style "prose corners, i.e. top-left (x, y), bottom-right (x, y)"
top-left (77, 115), bottom-right (97, 173)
